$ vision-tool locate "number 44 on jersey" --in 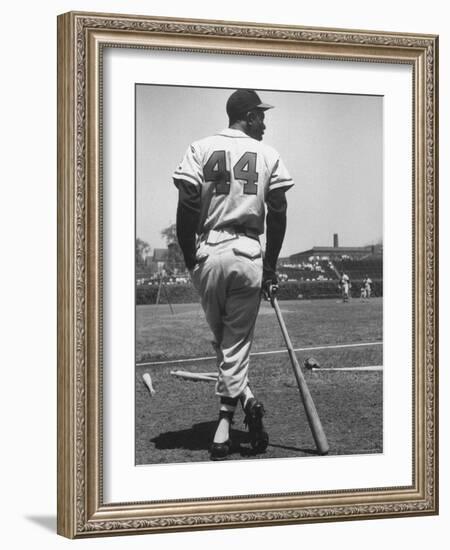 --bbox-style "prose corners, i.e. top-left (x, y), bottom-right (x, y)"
top-left (203, 150), bottom-right (259, 195)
